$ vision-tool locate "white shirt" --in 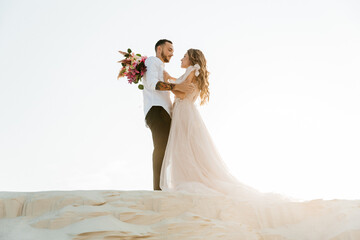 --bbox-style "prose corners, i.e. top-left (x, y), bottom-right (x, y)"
top-left (142, 56), bottom-right (172, 118)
